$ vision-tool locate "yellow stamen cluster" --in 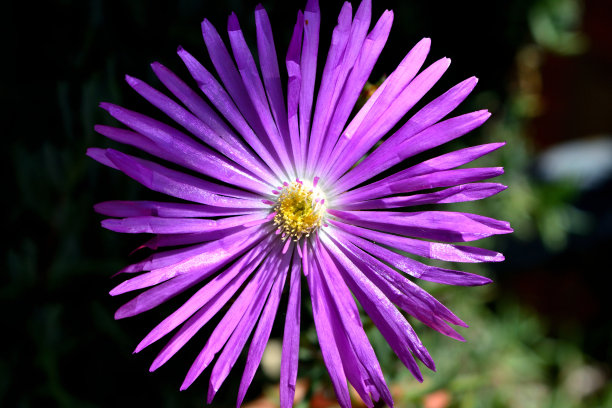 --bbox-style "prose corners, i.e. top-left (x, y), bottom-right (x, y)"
top-left (273, 181), bottom-right (325, 241)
